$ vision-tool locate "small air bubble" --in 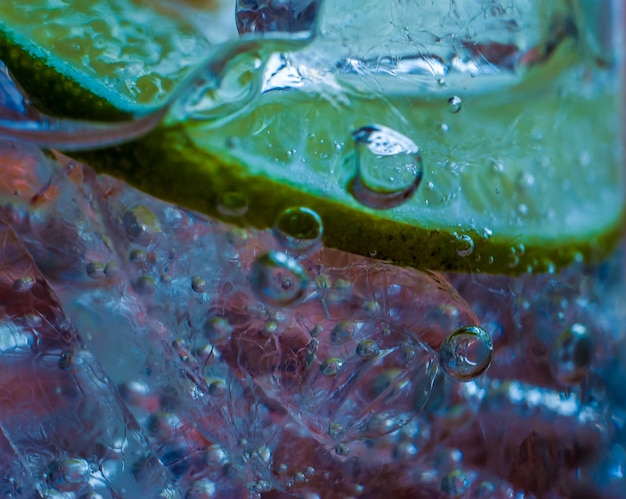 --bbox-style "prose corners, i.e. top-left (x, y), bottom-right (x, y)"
top-left (441, 470), bottom-right (470, 497)
top-left (47, 458), bottom-right (90, 492)
top-left (356, 339), bottom-right (380, 359)
top-left (447, 96), bottom-right (462, 113)
top-left (349, 125), bottom-right (424, 210)
top-left (273, 207), bottom-right (323, 254)
top-left (13, 276), bottom-right (34, 292)
top-left (186, 479), bottom-right (217, 499)
top-left (330, 321), bottom-right (359, 345)
top-left (217, 192), bottom-right (248, 217)
top-left (133, 275), bottom-right (156, 295)
top-left (249, 251), bottom-right (309, 307)
top-left (191, 276), bottom-right (207, 293)
top-left (553, 323), bottom-right (594, 384)
top-left (455, 235), bottom-right (474, 257)
top-left (86, 261), bottom-right (106, 279)
top-left (123, 205), bottom-right (161, 244)
top-left (439, 326), bottom-right (493, 382)
top-left (320, 357), bottom-right (344, 377)
top-left (204, 317), bottom-right (233, 344)
top-left (334, 443), bottom-right (350, 456)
